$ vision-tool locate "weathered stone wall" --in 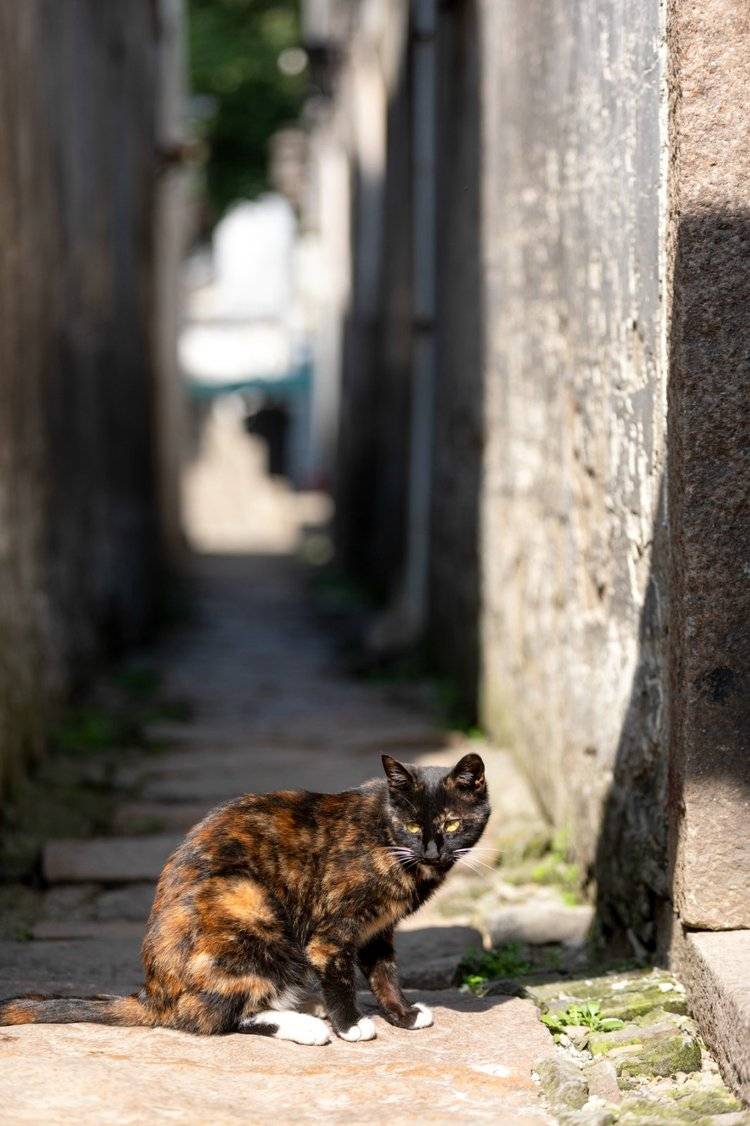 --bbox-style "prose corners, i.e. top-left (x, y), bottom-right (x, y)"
top-left (316, 0), bottom-right (750, 950)
top-left (476, 0), bottom-right (669, 946)
top-left (0, 2), bottom-right (162, 793)
top-left (667, 0), bottom-right (750, 931)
